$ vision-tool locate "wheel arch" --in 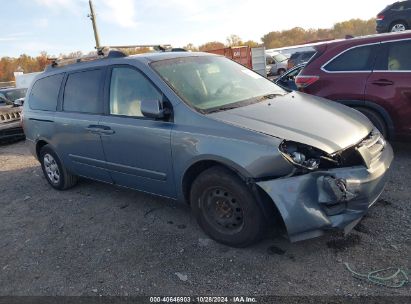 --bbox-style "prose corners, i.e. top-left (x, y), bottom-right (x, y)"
top-left (181, 158), bottom-right (283, 223)
top-left (336, 100), bottom-right (395, 139)
top-left (181, 158), bottom-right (252, 205)
top-left (389, 19), bottom-right (409, 30)
top-left (35, 139), bottom-right (50, 160)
